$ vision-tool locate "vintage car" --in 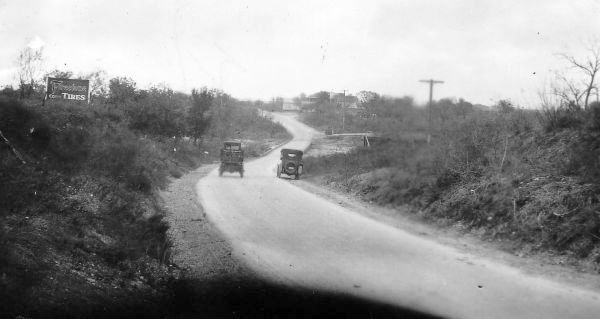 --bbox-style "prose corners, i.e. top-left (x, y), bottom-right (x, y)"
top-left (276, 149), bottom-right (304, 179)
top-left (219, 141), bottom-right (244, 177)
